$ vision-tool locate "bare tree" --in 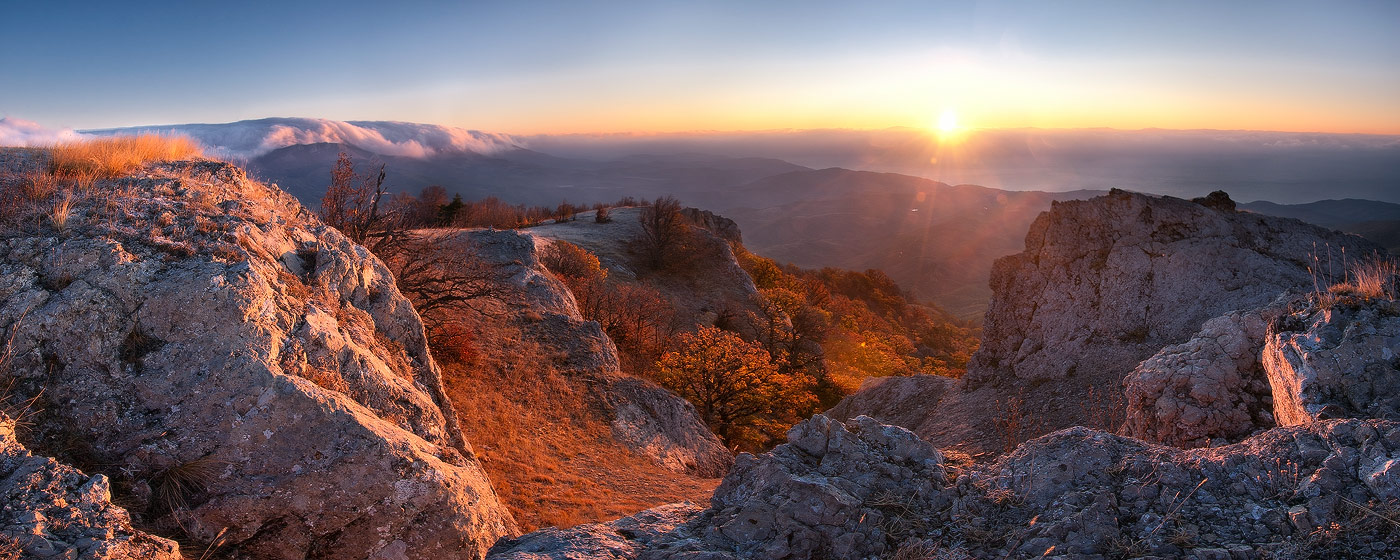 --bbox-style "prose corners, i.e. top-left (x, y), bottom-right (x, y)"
top-left (318, 152), bottom-right (506, 329)
top-left (319, 152), bottom-right (393, 253)
top-left (383, 234), bottom-right (507, 329)
top-left (638, 195), bottom-right (686, 269)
